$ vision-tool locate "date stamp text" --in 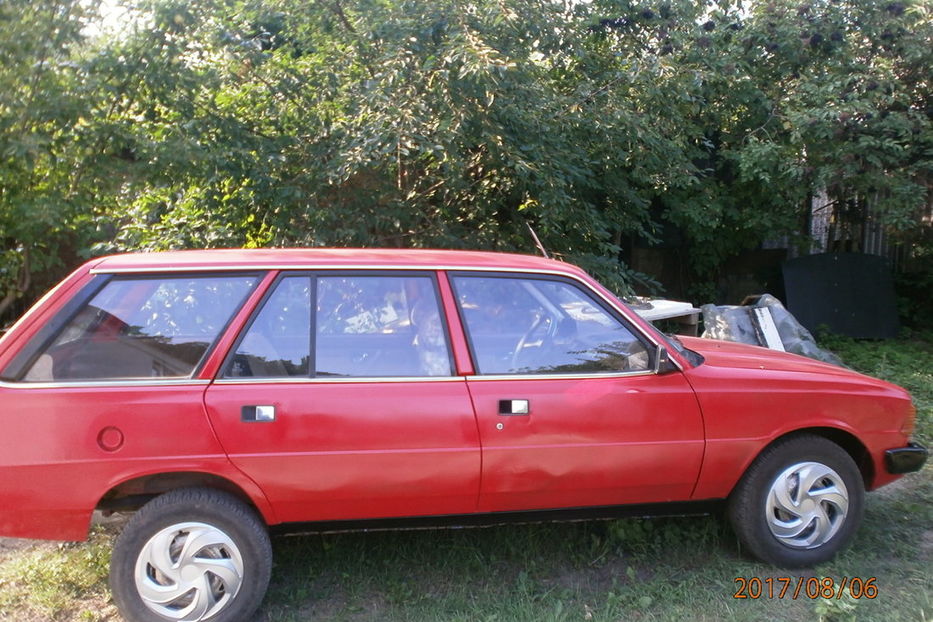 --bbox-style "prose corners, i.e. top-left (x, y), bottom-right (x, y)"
top-left (733, 576), bottom-right (878, 600)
